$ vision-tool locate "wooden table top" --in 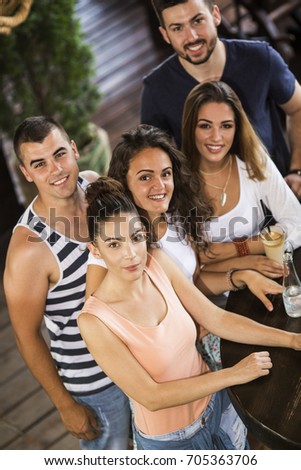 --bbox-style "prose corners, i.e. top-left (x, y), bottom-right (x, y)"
top-left (221, 249), bottom-right (301, 450)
